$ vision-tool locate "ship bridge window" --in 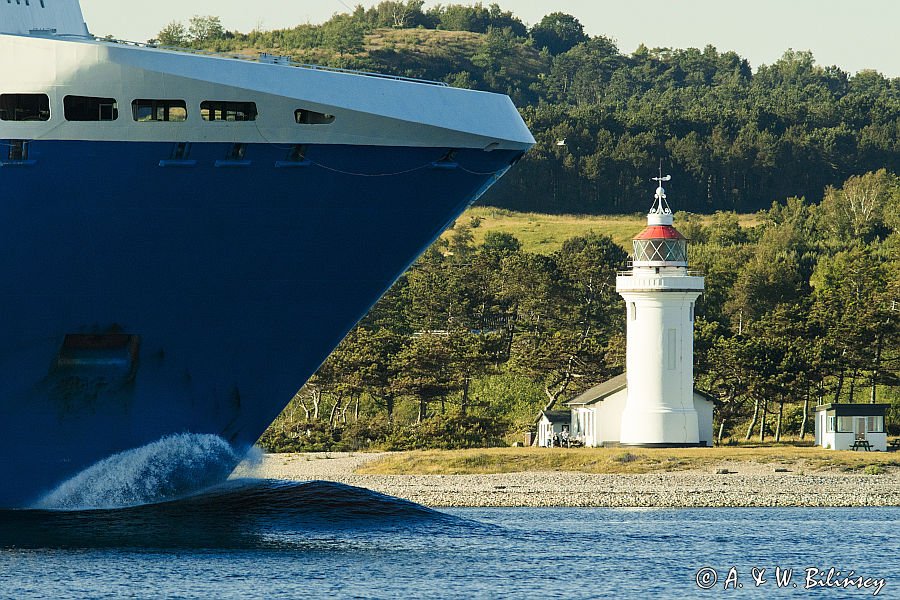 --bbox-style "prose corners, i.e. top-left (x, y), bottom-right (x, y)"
top-left (132, 99), bottom-right (187, 122)
top-left (0, 94), bottom-right (50, 121)
top-left (64, 95), bottom-right (118, 121)
top-left (295, 109), bottom-right (335, 125)
top-left (201, 101), bottom-right (257, 122)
